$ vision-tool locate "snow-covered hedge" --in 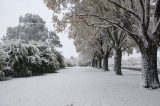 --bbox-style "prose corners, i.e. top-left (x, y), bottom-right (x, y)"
top-left (0, 40), bottom-right (65, 78)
